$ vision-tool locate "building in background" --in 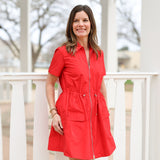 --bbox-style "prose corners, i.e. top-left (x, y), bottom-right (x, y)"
top-left (118, 50), bottom-right (140, 72)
